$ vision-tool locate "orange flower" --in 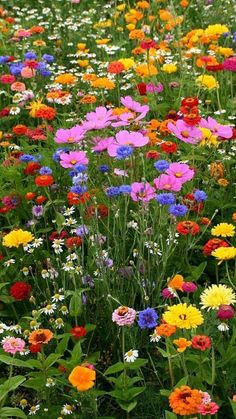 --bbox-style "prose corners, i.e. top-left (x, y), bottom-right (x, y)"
top-left (155, 324), bottom-right (177, 337)
top-left (169, 386), bottom-right (202, 415)
top-left (91, 77), bottom-right (115, 90)
top-left (129, 29), bottom-right (145, 40)
top-left (35, 175), bottom-right (54, 187)
top-left (68, 365), bottom-right (96, 391)
top-left (12, 124), bottom-right (28, 135)
top-left (168, 274), bottom-right (184, 291)
top-left (173, 337), bottom-right (192, 352)
top-left (28, 329), bottom-right (53, 345)
top-left (54, 73), bottom-right (77, 85)
top-left (79, 95), bottom-right (97, 104)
